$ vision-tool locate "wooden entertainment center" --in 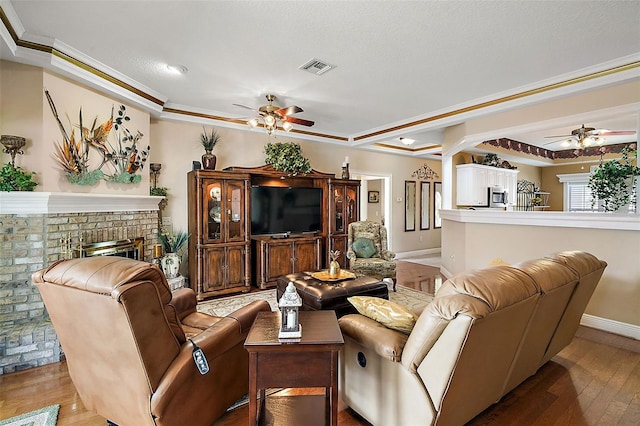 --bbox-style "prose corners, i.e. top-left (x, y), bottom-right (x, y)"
top-left (187, 165), bottom-right (360, 299)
